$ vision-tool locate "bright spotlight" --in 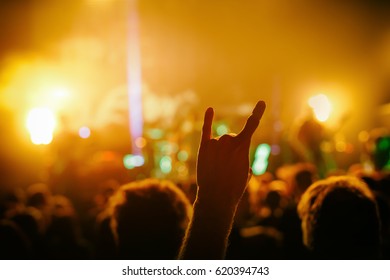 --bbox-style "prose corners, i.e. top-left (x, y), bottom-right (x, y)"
top-left (52, 87), bottom-right (70, 99)
top-left (26, 107), bottom-right (56, 145)
top-left (308, 94), bottom-right (332, 122)
top-left (78, 126), bottom-right (91, 139)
